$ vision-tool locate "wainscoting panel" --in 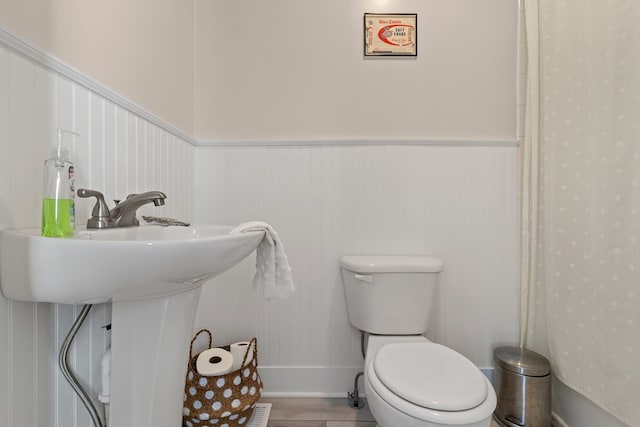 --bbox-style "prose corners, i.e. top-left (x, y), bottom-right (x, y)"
top-left (194, 144), bottom-right (520, 396)
top-left (0, 41), bottom-right (196, 427)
